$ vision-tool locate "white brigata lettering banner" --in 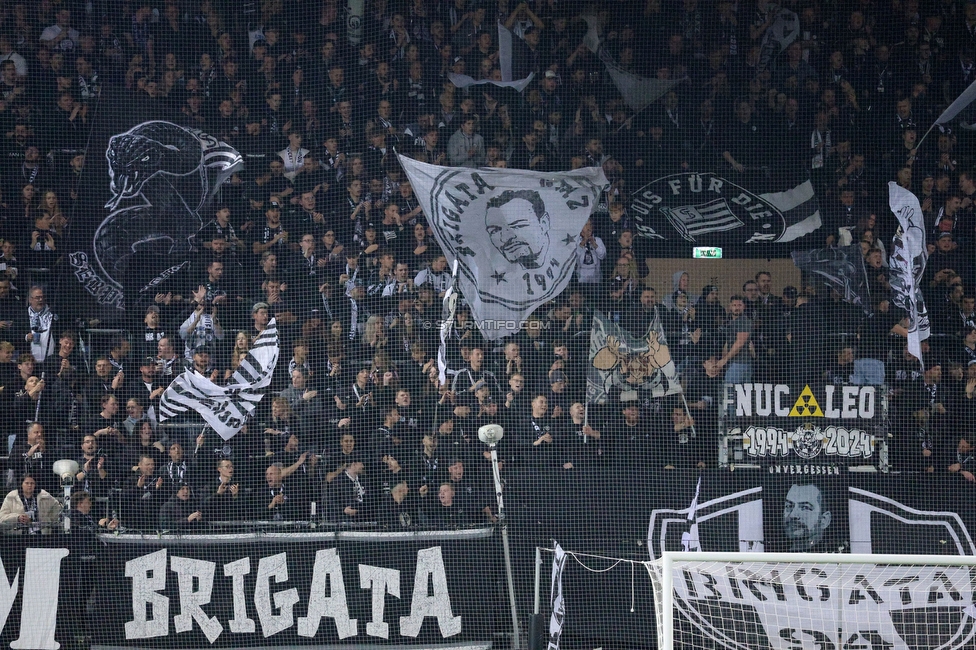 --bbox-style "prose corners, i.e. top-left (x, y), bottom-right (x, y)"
top-left (398, 156), bottom-right (608, 340)
top-left (665, 560), bottom-right (974, 650)
top-left (159, 318), bottom-right (279, 439)
top-left (0, 532), bottom-right (494, 649)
